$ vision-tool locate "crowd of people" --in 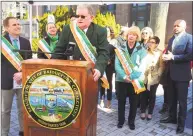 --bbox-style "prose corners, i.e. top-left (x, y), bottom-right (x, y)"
top-left (1, 4), bottom-right (192, 136)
